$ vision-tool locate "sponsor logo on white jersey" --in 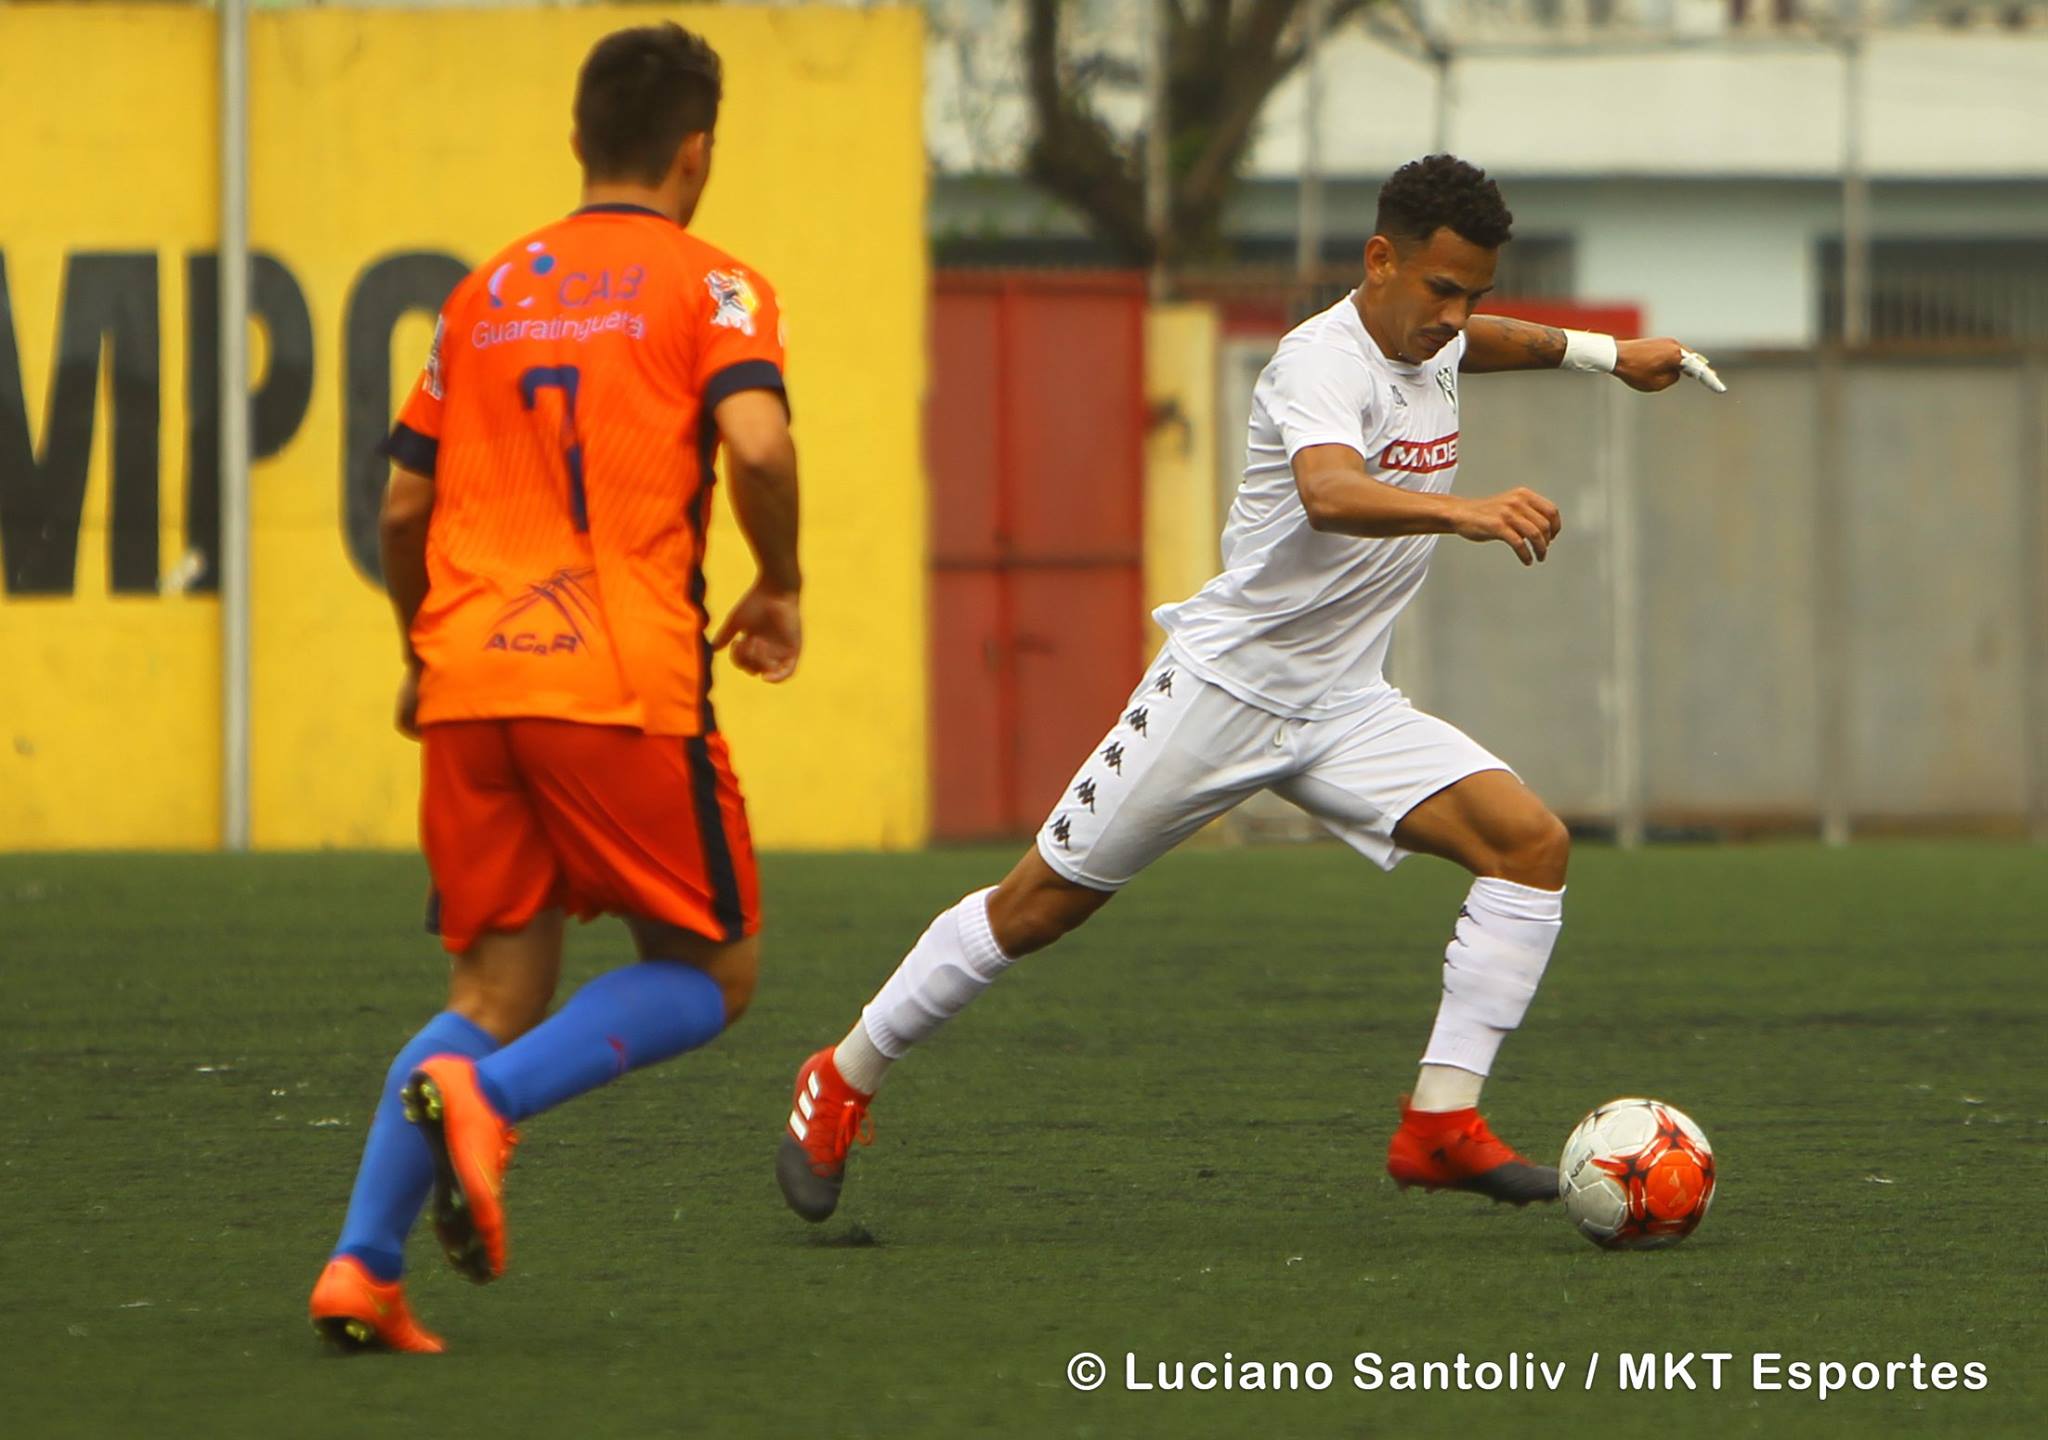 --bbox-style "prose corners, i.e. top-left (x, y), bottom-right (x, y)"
top-left (1378, 432), bottom-right (1459, 475)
